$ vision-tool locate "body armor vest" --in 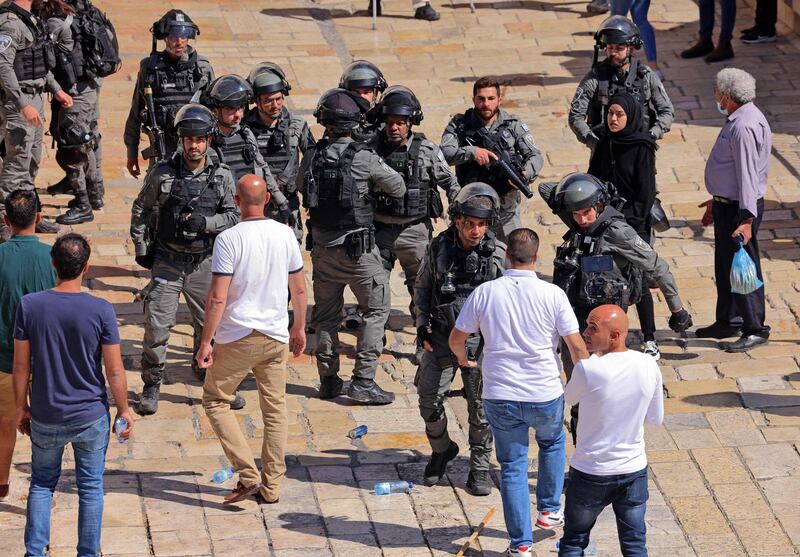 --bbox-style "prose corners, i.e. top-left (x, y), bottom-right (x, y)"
top-left (249, 111), bottom-right (293, 186)
top-left (454, 109), bottom-right (517, 196)
top-left (303, 139), bottom-right (373, 230)
top-left (588, 58), bottom-right (652, 132)
top-left (0, 3), bottom-right (54, 82)
top-left (157, 161), bottom-right (221, 254)
top-left (373, 134), bottom-right (436, 219)
top-left (213, 128), bottom-right (258, 182)
top-left (143, 51), bottom-right (204, 137)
